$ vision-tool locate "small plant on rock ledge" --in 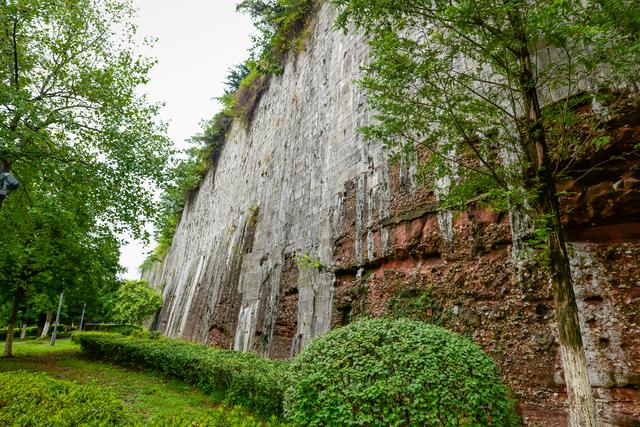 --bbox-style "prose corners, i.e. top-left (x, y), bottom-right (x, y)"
top-left (293, 252), bottom-right (324, 270)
